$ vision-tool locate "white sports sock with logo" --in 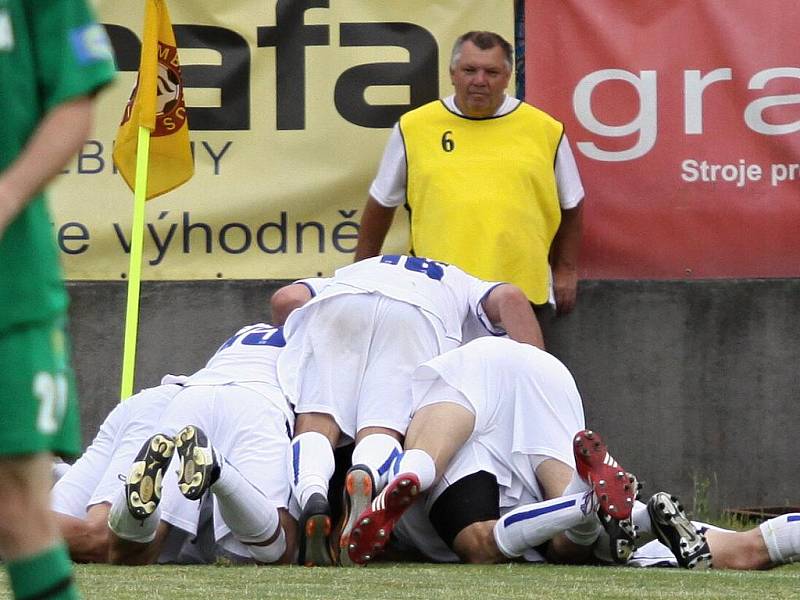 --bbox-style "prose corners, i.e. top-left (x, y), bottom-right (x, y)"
top-left (390, 448), bottom-right (436, 492)
top-left (289, 431), bottom-right (335, 509)
top-left (562, 469), bottom-right (592, 495)
top-left (494, 492), bottom-right (597, 557)
top-left (558, 470), bottom-right (601, 546)
top-left (760, 514), bottom-right (800, 564)
top-left (351, 433), bottom-right (402, 492)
